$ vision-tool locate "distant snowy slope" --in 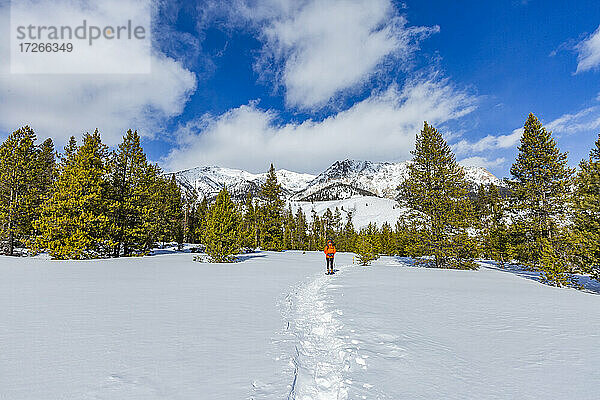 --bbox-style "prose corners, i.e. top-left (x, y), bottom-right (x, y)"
top-left (275, 169), bottom-right (317, 192)
top-left (462, 165), bottom-right (502, 186)
top-left (289, 196), bottom-right (408, 229)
